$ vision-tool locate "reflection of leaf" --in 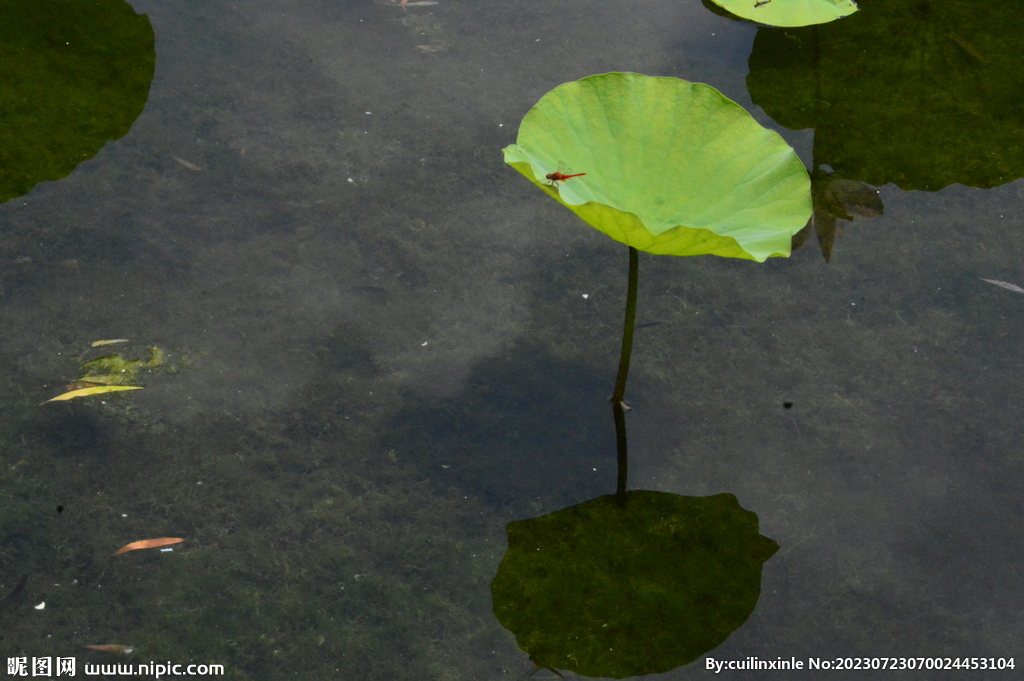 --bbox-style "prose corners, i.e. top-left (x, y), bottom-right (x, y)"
top-left (795, 170), bottom-right (882, 261)
top-left (747, 0), bottom-right (1024, 190)
top-left (711, 0), bottom-right (858, 28)
top-left (0, 1), bottom-right (155, 205)
top-left (813, 208), bottom-right (839, 262)
top-left (827, 178), bottom-right (882, 218)
top-left (491, 491), bottom-right (778, 678)
top-left (504, 73), bottom-right (811, 261)
top-left (42, 385), bottom-right (143, 404)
